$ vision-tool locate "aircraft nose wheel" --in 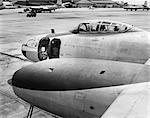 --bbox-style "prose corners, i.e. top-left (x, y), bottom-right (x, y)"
top-left (27, 105), bottom-right (34, 118)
